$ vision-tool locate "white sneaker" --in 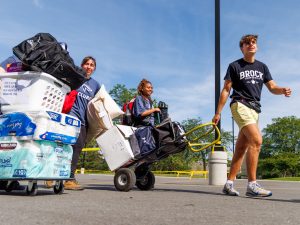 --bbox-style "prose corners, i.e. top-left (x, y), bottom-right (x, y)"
top-left (222, 183), bottom-right (239, 196)
top-left (246, 183), bottom-right (272, 197)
